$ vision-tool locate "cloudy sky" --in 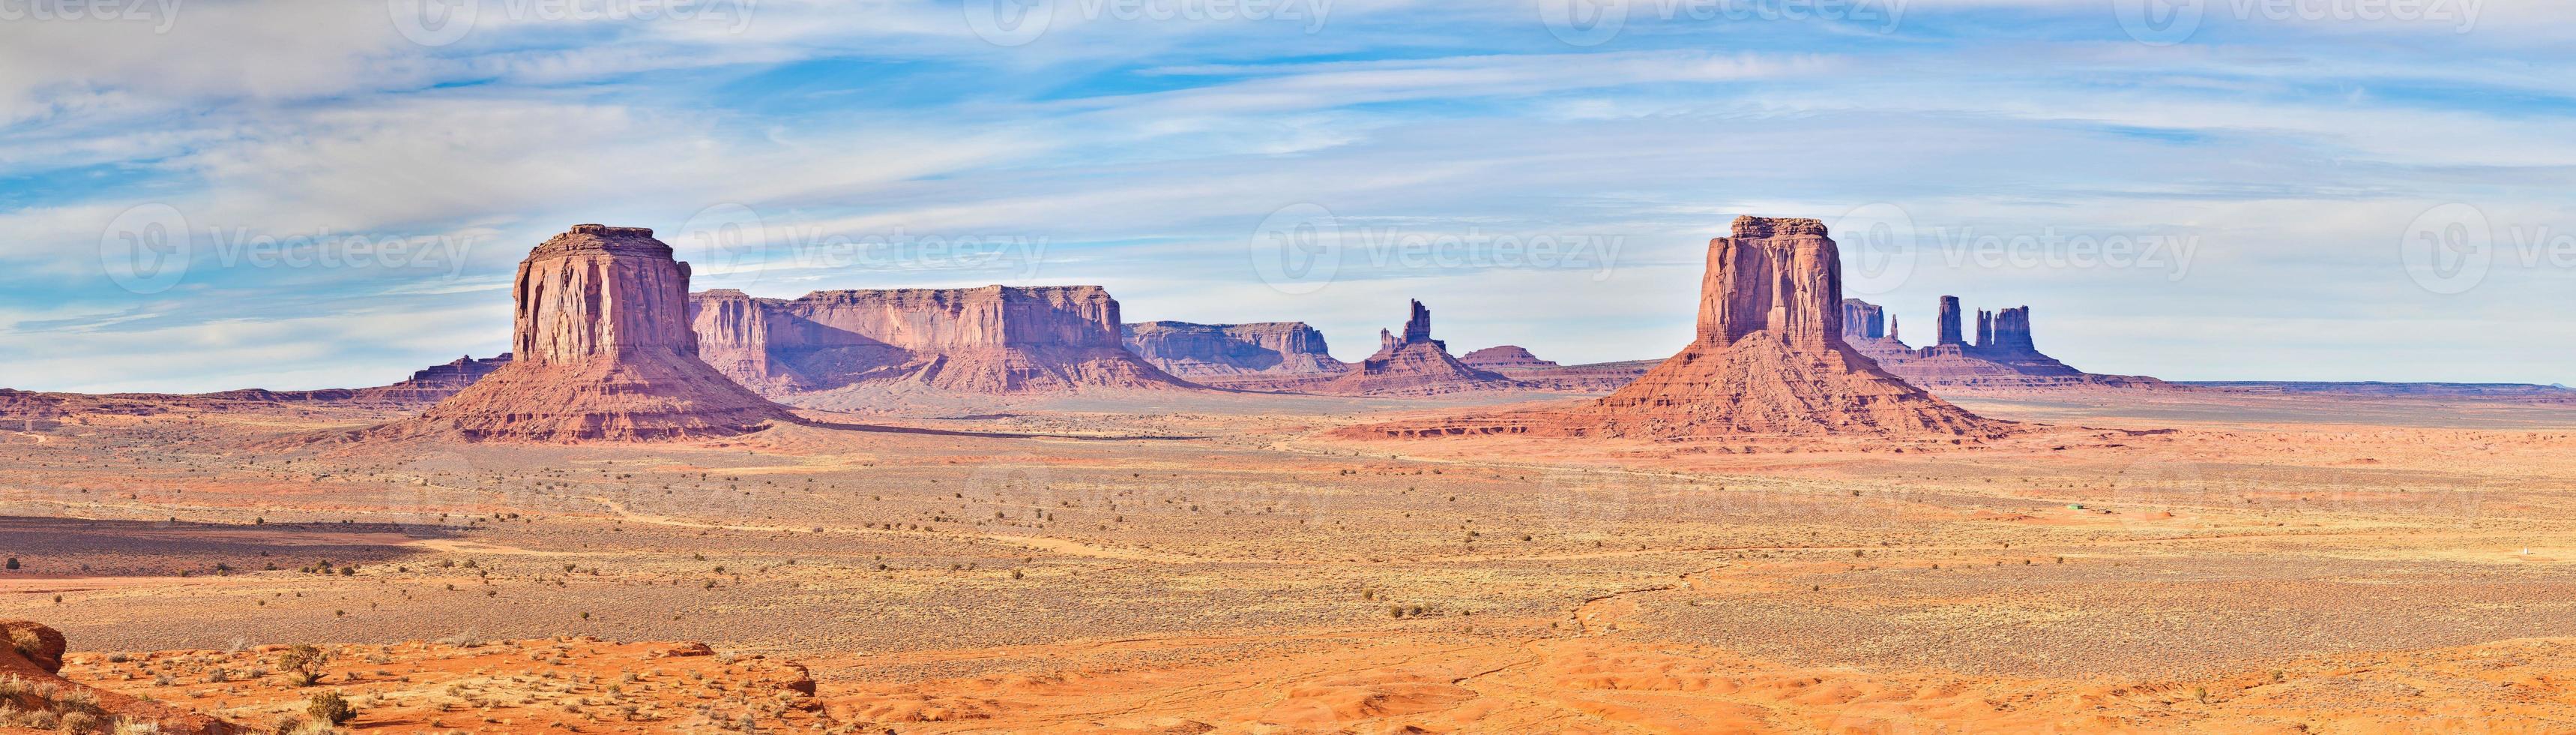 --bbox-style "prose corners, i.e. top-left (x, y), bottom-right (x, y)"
top-left (2, 0), bottom-right (2571, 393)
